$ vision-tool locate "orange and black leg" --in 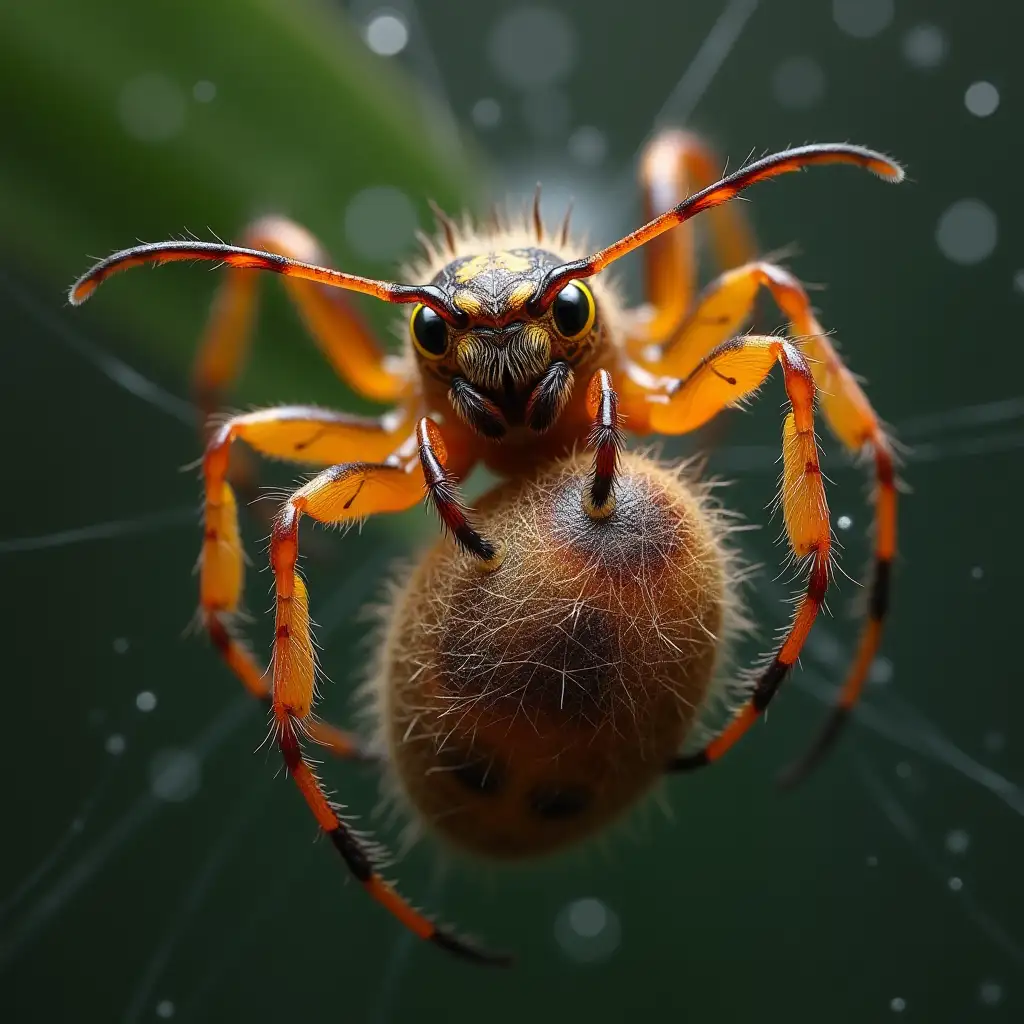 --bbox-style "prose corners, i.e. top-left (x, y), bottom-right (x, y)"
top-left (193, 215), bottom-right (407, 412)
top-left (632, 130), bottom-right (758, 349)
top-left (200, 405), bottom-right (416, 760)
top-left (639, 261), bottom-right (896, 782)
top-left (582, 369), bottom-right (624, 518)
top-left (266, 431), bottom-right (505, 963)
top-left (619, 336), bottom-right (832, 770)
